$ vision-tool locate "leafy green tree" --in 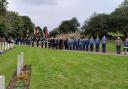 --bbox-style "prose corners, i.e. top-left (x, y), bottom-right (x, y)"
top-left (49, 28), bottom-right (60, 37)
top-left (0, 0), bottom-right (8, 16)
top-left (21, 16), bottom-right (35, 38)
top-left (81, 14), bottom-right (109, 37)
top-left (5, 11), bottom-right (22, 37)
top-left (59, 17), bottom-right (80, 33)
top-left (82, 0), bottom-right (128, 37)
top-left (0, 16), bottom-right (6, 37)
